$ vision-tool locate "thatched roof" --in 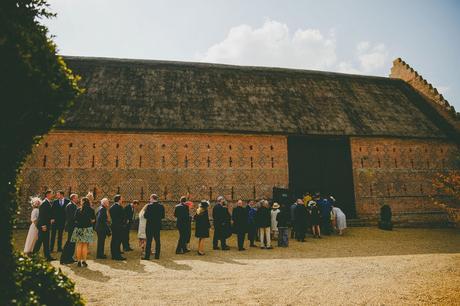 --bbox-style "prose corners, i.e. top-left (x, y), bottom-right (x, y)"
top-left (60, 56), bottom-right (458, 139)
